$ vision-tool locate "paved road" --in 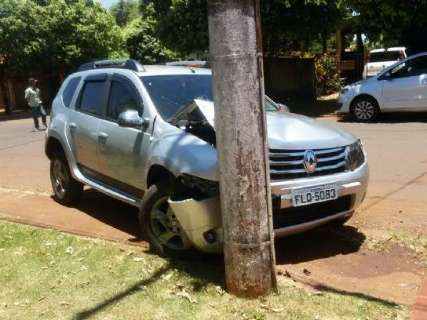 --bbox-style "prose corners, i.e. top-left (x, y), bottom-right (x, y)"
top-left (0, 116), bottom-right (426, 306)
